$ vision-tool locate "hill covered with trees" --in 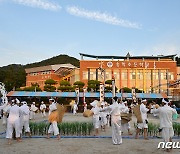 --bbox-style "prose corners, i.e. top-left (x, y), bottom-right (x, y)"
top-left (0, 54), bottom-right (79, 91)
